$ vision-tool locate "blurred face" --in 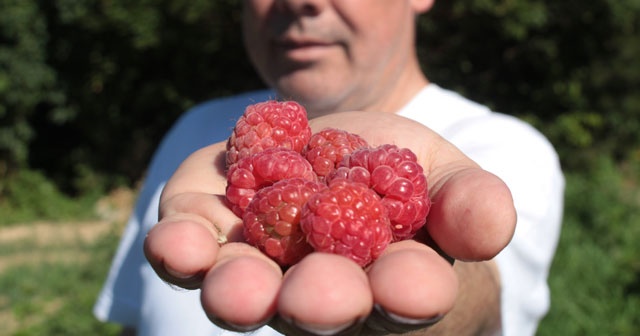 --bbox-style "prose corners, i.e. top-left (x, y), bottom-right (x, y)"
top-left (242, 0), bottom-right (433, 117)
